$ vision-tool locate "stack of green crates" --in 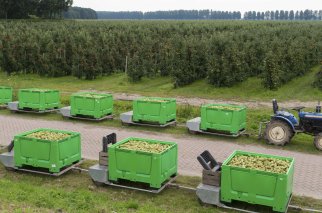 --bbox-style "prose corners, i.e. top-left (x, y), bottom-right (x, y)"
top-left (108, 137), bottom-right (178, 188)
top-left (70, 92), bottom-right (113, 119)
top-left (14, 128), bottom-right (82, 173)
top-left (200, 104), bottom-right (246, 134)
top-left (220, 150), bottom-right (294, 212)
top-left (18, 88), bottom-right (60, 111)
top-left (0, 86), bottom-right (12, 105)
top-left (133, 97), bottom-right (176, 125)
